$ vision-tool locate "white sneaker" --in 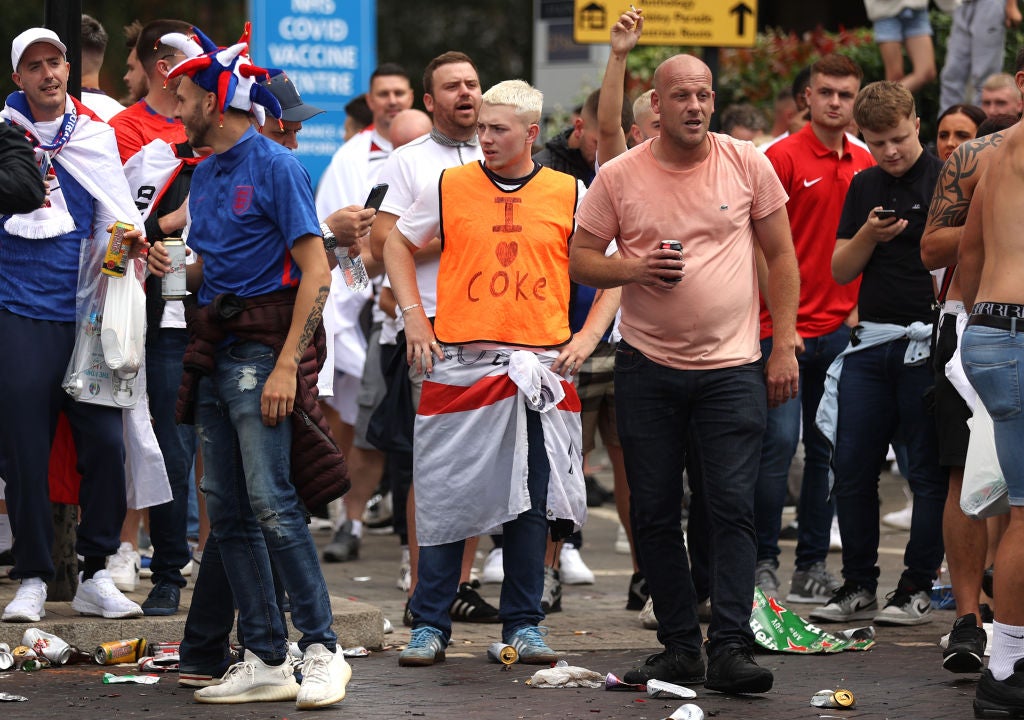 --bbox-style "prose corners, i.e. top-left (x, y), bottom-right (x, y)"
top-left (614, 524), bottom-right (631, 555)
top-left (72, 570), bottom-right (144, 619)
top-left (295, 643), bottom-right (351, 709)
top-left (106, 541), bottom-right (140, 592)
top-left (559, 544), bottom-right (595, 585)
top-left (181, 559), bottom-right (194, 577)
top-left (882, 502), bottom-right (913, 531)
top-left (194, 649), bottom-right (299, 704)
top-left (481, 547), bottom-right (504, 584)
top-left (829, 516), bottom-right (842, 552)
top-left (2, 577), bottom-right (46, 622)
top-left (396, 548), bottom-right (411, 592)
top-left (639, 595), bottom-right (658, 630)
